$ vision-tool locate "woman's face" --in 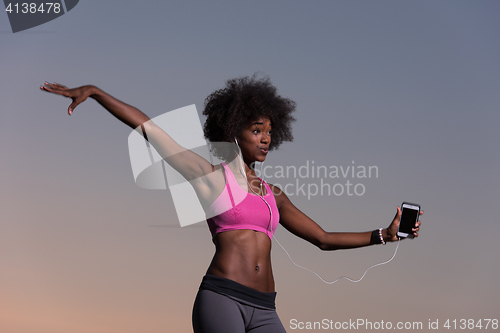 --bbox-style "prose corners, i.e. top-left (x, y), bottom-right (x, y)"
top-left (237, 116), bottom-right (271, 164)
